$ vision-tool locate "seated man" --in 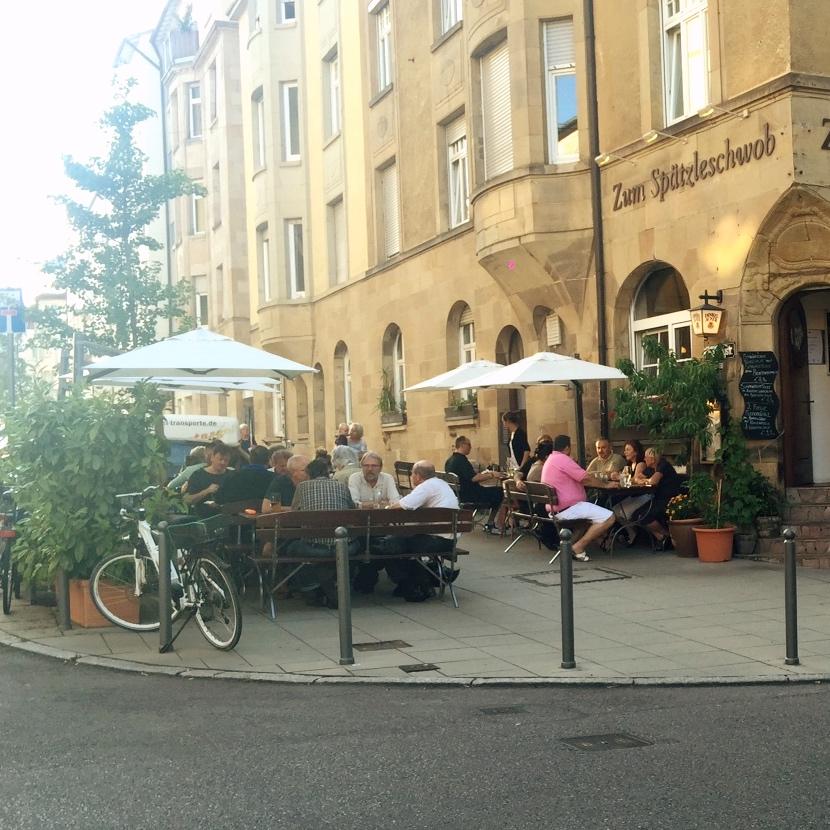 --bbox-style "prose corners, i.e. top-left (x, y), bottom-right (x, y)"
top-left (384, 460), bottom-right (460, 602)
top-left (540, 435), bottom-right (618, 562)
top-left (182, 443), bottom-right (233, 517)
top-left (262, 454), bottom-right (309, 512)
top-left (348, 452), bottom-right (400, 506)
top-left (285, 458), bottom-right (356, 608)
top-left (445, 436), bottom-right (504, 533)
top-left (585, 437), bottom-right (626, 480)
top-left (216, 445), bottom-right (274, 505)
top-left (332, 445), bottom-right (361, 485)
